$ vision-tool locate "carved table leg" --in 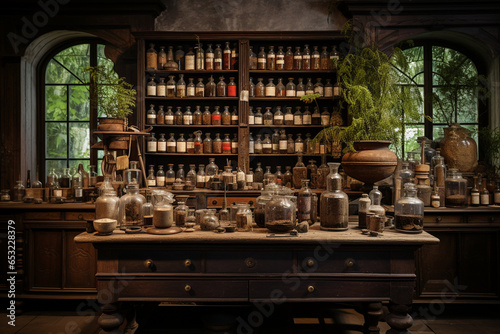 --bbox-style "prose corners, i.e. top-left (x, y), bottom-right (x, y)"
top-left (385, 303), bottom-right (413, 334)
top-left (123, 303), bottom-right (139, 334)
top-left (98, 303), bottom-right (124, 334)
top-left (363, 302), bottom-right (383, 334)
